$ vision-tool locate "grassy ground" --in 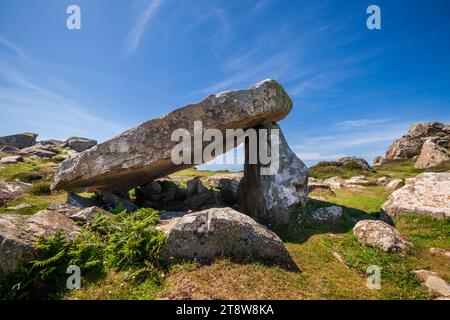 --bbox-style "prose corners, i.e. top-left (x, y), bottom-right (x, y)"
top-left (1, 158), bottom-right (449, 300)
